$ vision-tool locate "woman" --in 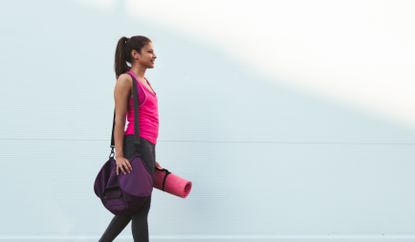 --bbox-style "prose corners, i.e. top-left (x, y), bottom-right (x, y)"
top-left (99, 35), bottom-right (162, 242)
